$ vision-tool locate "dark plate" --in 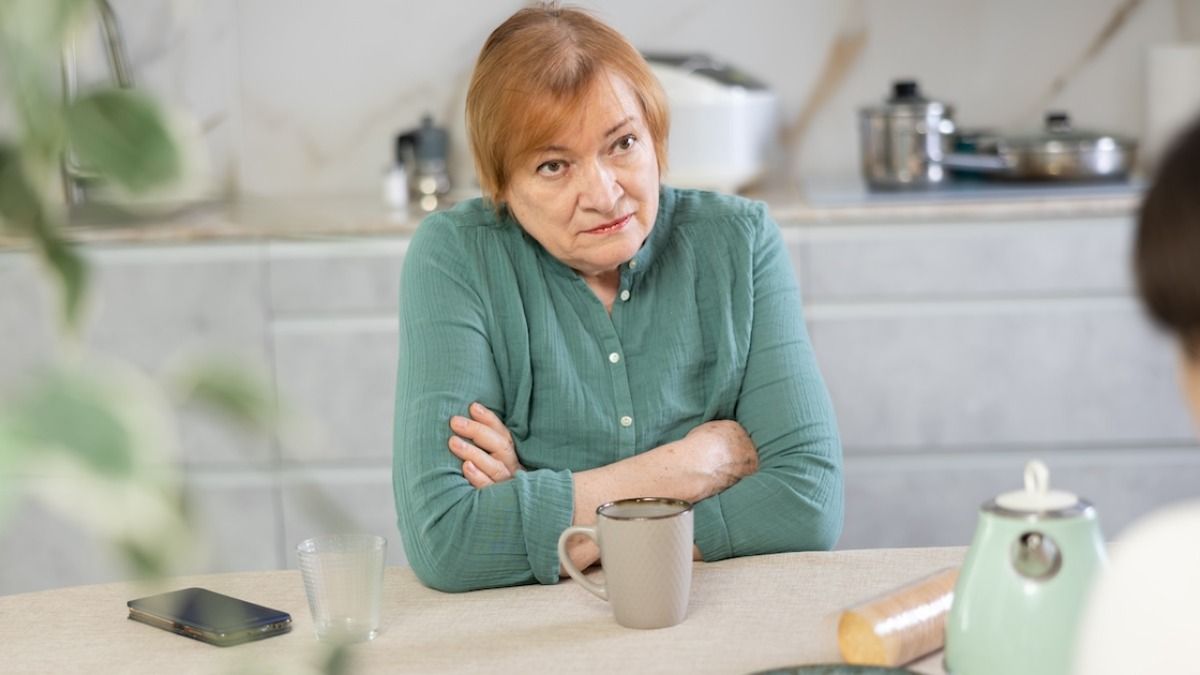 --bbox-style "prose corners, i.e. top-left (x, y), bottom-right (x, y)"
top-left (750, 666), bottom-right (919, 675)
